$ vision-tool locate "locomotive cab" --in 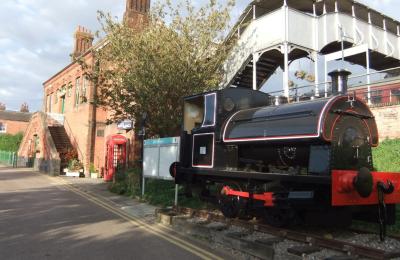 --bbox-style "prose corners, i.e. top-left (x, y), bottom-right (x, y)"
top-left (177, 88), bottom-right (272, 173)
